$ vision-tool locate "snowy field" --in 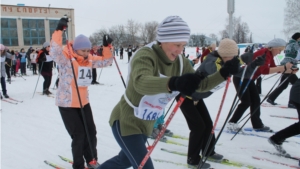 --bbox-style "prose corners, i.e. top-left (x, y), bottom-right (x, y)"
top-left (1, 47), bottom-right (300, 169)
